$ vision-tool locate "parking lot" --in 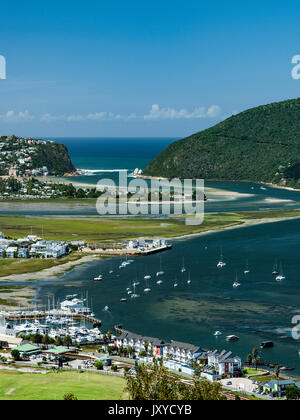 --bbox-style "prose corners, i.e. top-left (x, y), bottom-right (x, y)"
top-left (220, 378), bottom-right (258, 394)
